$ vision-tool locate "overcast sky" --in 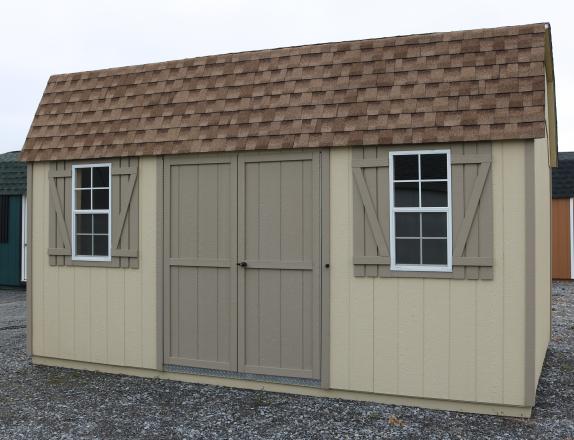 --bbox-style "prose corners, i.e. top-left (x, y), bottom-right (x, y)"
top-left (1, 0), bottom-right (571, 155)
